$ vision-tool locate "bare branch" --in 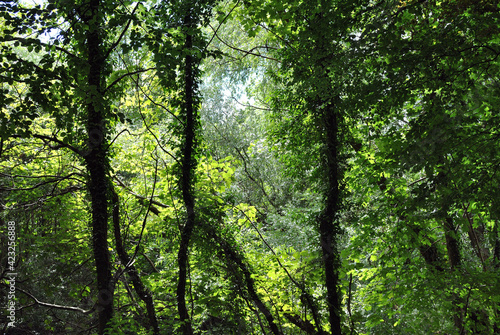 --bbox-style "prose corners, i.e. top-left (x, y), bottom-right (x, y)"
top-left (113, 174), bottom-right (169, 214)
top-left (9, 285), bottom-right (95, 314)
top-left (128, 154), bottom-right (160, 268)
top-left (208, 23), bottom-right (280, 62)
top-left (132, 74), bottom-right (185, 126)
top-left (0, 173), bottom-right (83, 192)
top-left (203, 0), bottom-right (242, 53)
top-left (231, 96), bottom-right (271, 111)
top-left (104, 67), bottom-right (155, 93)
top-left (103, 2), bottom-right (141, 61)
top-left (105, 128), bottom-right (131, 153)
